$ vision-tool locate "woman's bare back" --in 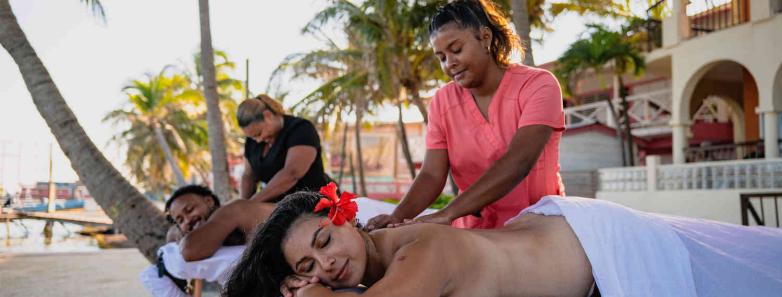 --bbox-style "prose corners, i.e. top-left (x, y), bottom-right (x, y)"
top-left (365, 214), bottom-right (593, 297)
